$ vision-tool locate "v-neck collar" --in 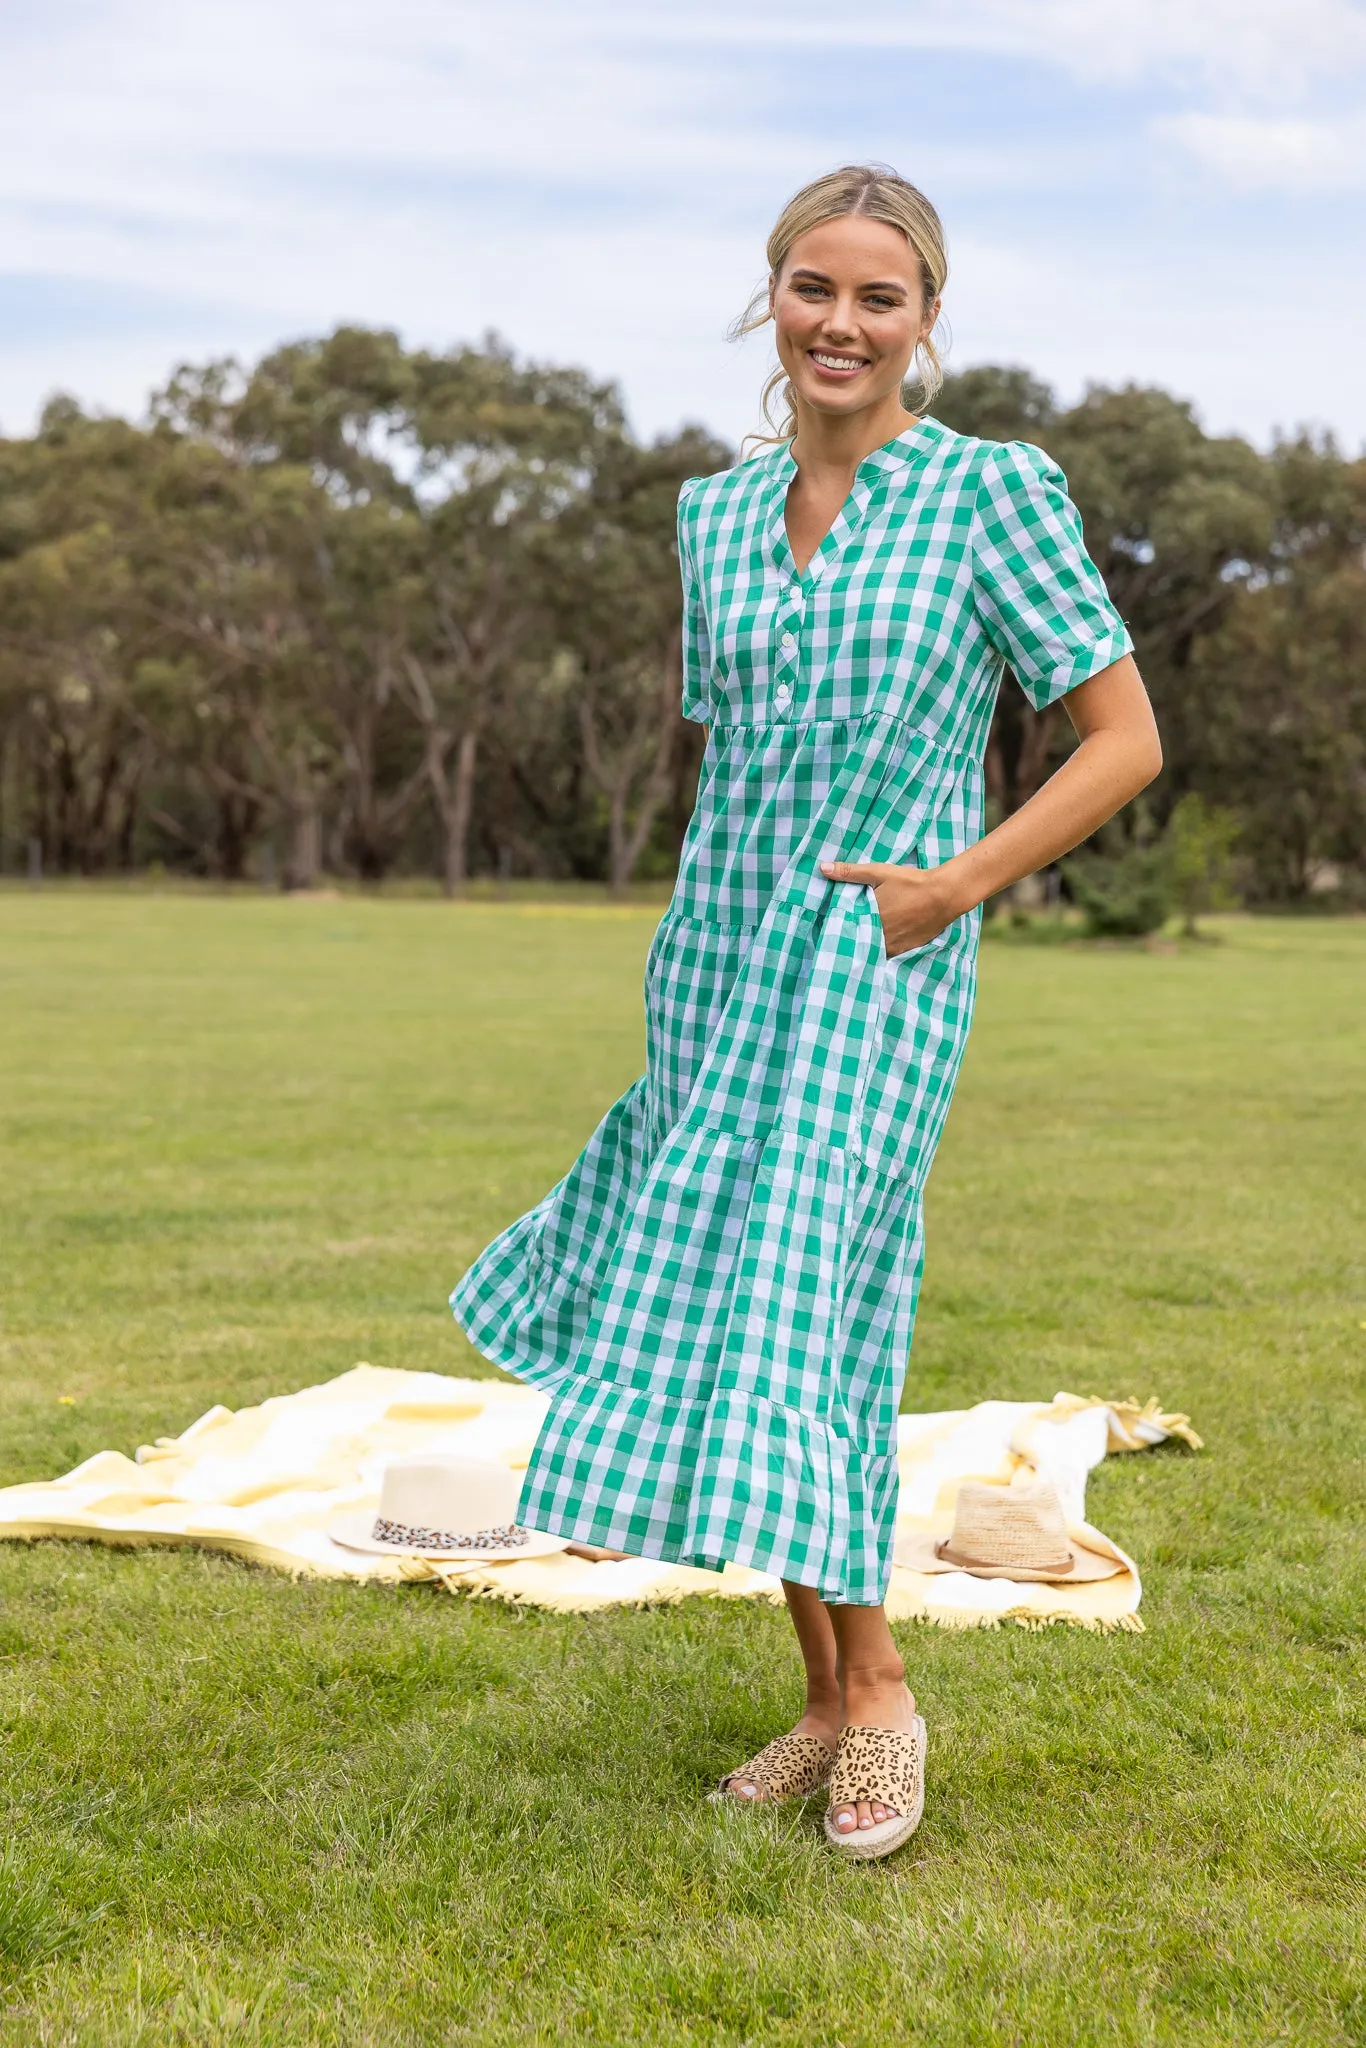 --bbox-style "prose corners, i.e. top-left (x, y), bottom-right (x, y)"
top-left (766, 419), bottom-right (941, 589)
